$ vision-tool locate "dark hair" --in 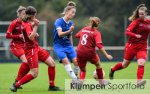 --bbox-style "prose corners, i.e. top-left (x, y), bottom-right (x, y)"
top-left (25, 6), bottom-right (37, 15)
top-left (62, 1), bottom-right (76, 15)
top-left (129, 4), bottom-right (148, 21)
